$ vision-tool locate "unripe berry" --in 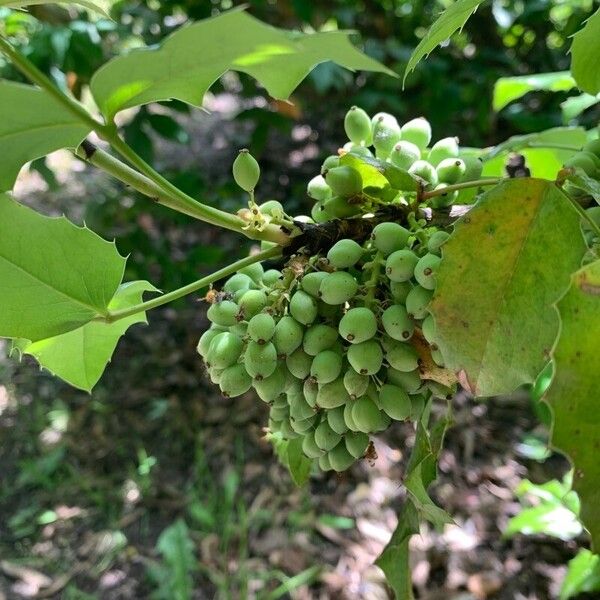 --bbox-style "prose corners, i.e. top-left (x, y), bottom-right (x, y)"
top-left (343, 369), bottom-right (370, 398)
top-left (238, 262), bottom-right (264, 284)
top-left (409, 160), bottom-right (439, 187)
top-left (289, 393), bottom-right (316, 421)
top-left (303, 378), bottom-right (318, 407)
top-left (238, 289), bottom-right (268, 319)
top-left (410, 394), bottom-right (426, 420)
top-left (386, 249), bottom-right (419, 282)
top-left (378, 384), bottom-right (411, 420)
top-left (247, 312), bottom-right (276, 344)
top-left (390, 281), bottom-right (413, 303)
top-left (223, 273), bottom-right (254, 293)
top-left (254, 366), bottom-right (287, 402)
top-left (301, 271), bottom-right (330, 298)
top-left (414, 253), bottom-right (441, 291)
top-left (373, 113), bottom-right (402, 158)
top-left (583, 138), bottom-right (600, 158)
top-left (289, 290), bottom-right (318, 325)
top-left (385, 340), bottom-right (419, 372)
top-left (431, 348), bottom-right (446, 368)
top-left (286, 348), bottom-right (313, 379)
top-left (314, 420), bottom-right (342, 451)
top-left (325, 166), bottom-right (363, 197)
top-left (421, 314), bottom-right (437, 345)
top-left (327, 239), bottom-right (363, 268)
top-left (565, 152), bottom-right (599, 176)
top-left (303, 323), bottom-right (338, 355)
top-left (436, 158), bottom-right (466, 184)
top-left (311, 201), bottom-right (331, 223)
top-left (197, 327), bottom-right (224, 359)
top-left (345, 144), bottom-right (373, 158)
top-left (310, 350), bottom-right (343, 384)
top-left (327, 406), bottom-right (349, 435)
top-left (307, 175), bottom-right (332, 202)
top-left (245, 341), bottom-right (278, 379)
top-left (344, 106), bottom-right (373, 145)
top-left (390, 140), bottom-right (421, 170)
top-left (328, 441), bottom-right (355, 472)
top-left (372, 222), bottom-right (411, 256)
top-left (317, 377), bottom-right (350, 409)
top-left (381, 304), bottom-right (414, 341)
top-left (387, 368), bottom-right (423, 394)
top-left (207, 300), bottom-right (239, 326)
top-left (262, 269), bottom-right (282, 287)
top-left (345, 431), bottom-right (369, 458)
top-left (323, 196), bottom-right (362, 218)
top-left (302, 431), bottom-right (324, 459)
top-left (321, 154), bottom-right (340, 174)
top-left (259, 200), bottom-right (284, 217)
top-left (460, 154), bottom-right (484, 182)
top-left (430, 183), bottom-right (459, 209)
top-left (405, 286), bottom-right (433, 320)
top-left (338, 307), bottom-right (378, 343)
top-left (351, 396), bottom-right (381, 433)
top-left (273, 316), bottom-right (304, 355)
top-left (319, 271), bottom-right (358, 305)
top-left (290, 416), bottom-right (316, 435)
top-left (233, 149), bottom-right (260, 192)
top-left (427, 137), bottom-right (459, 167)
top-left (219, 364), bottom-right (252, 397)
top-left (343, 401), bottom-right (359, 431)
top-left (427, 231), bottom-right (450, 254)
top-left (206, 332), bottom-right (244, 369)
top-left (319, 452), bottom-right (333, 471)
top-left (348, 340), bottom-right (383, 375)
top-left (400, 117), bottom-right (432, 150)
